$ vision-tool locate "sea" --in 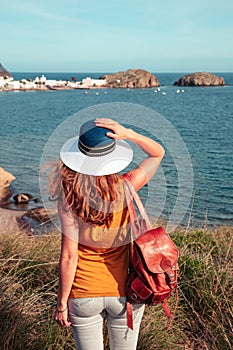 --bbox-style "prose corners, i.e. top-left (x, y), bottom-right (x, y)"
top-left (0, 72), bottom-right (232, 228)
